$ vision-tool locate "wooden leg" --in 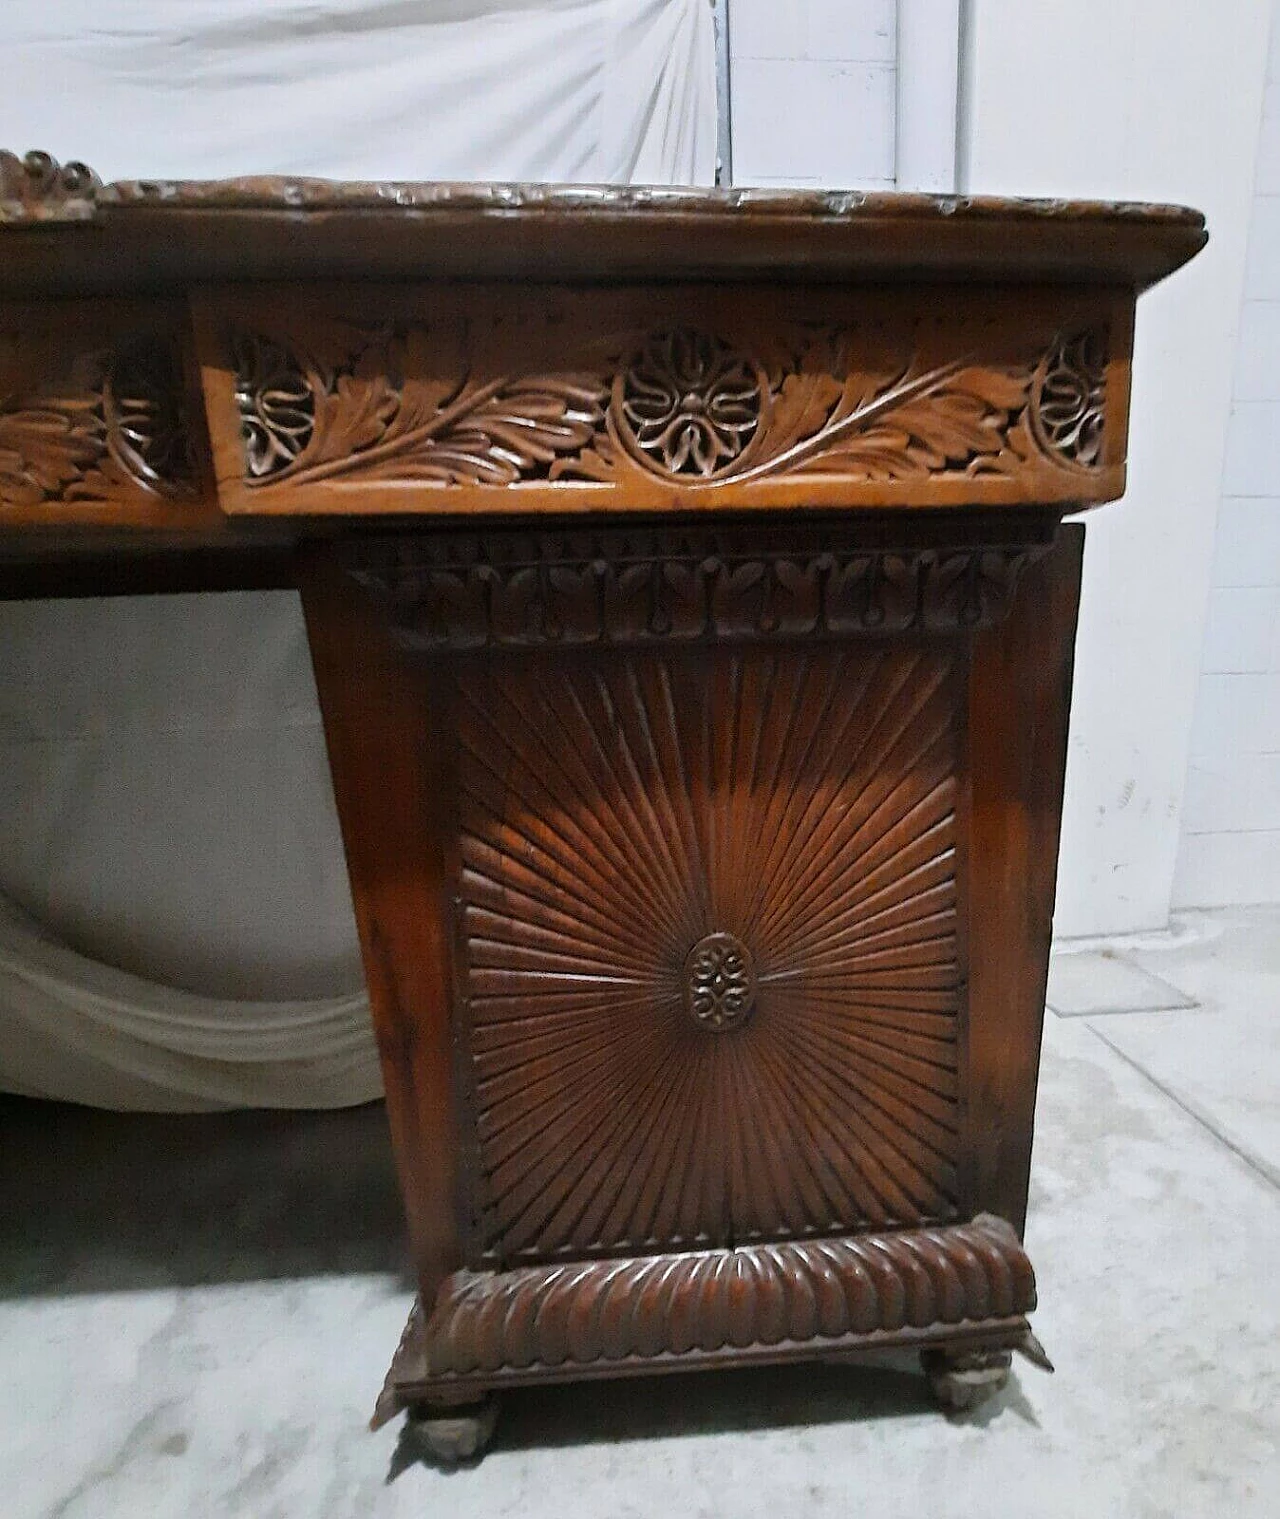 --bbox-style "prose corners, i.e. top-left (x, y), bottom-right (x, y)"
top-left (921, 1346), bottom-right (1013, 1412)
top-left (402, 1396), bottom-right (501, 1463)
